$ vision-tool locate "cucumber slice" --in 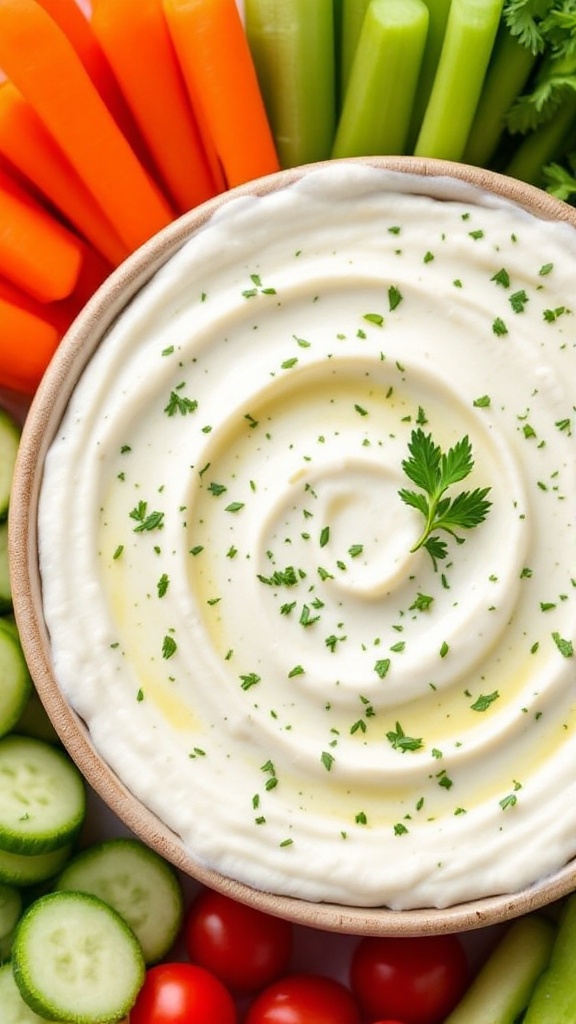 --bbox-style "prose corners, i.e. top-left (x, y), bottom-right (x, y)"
top-left (0, 625), bottom-right (33, 739)
top-left (0, 843), bottom-right (73, 887)
top-left (12, 891), bottom-right (145, 1024)
top-left (0, 523), bottom-right (12, 612)
top-left (0, 962), bottom-right (55, 1023)
top-left (55, 837), bottom-right (184, 964)
top-left (0, 735), bottom-right (86, 854)
top-left (0, 409), bottom-right (20, 524)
